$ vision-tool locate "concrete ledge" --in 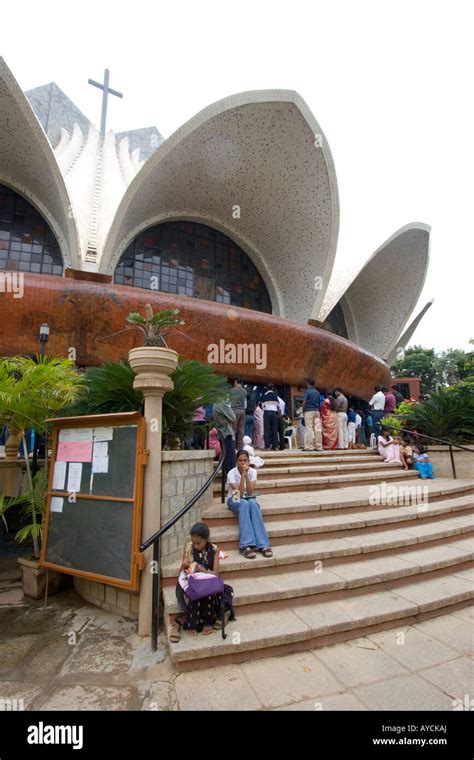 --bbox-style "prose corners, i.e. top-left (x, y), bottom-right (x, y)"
top-left (162, 450), bottom-right (215, 461)
top-left (426, 445), bottom-right (474, 479)
top-left (74, 576), bottom-right (138, 620)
